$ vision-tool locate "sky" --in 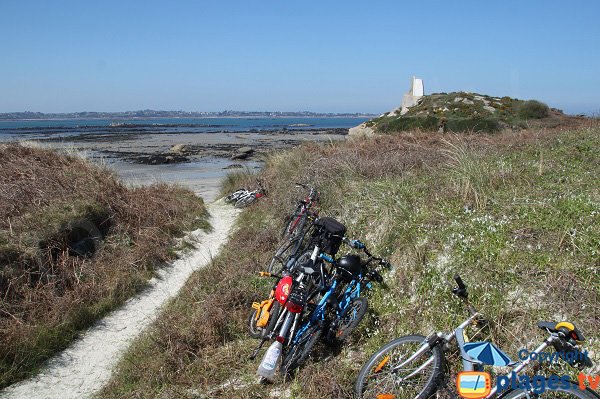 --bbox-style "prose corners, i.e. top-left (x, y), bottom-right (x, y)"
top-left (0, 0), bottom-right (599, 114)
